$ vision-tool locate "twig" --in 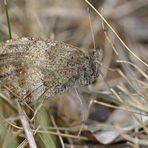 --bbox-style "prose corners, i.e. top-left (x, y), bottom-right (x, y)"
top-left (15, 99), bottom-right (37, 148)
